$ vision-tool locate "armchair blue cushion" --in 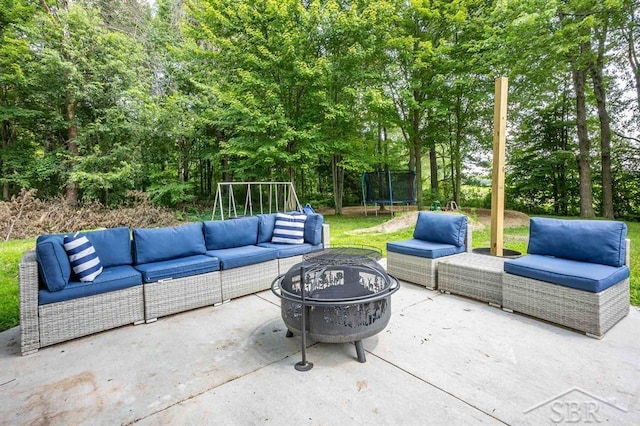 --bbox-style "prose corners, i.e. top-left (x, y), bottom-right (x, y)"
top-left (133, 223), bottom-right (206, 264)
top-left (413, 212), bottom-right (467, 248)
top-left (528, 218), bottom-right (627, 267)
top-left (504, 254), bottom-right (630, 293)
top-left (387, 239), bottom-right (465, 259)
top-left (204, 216), bottom-right (260, 250)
